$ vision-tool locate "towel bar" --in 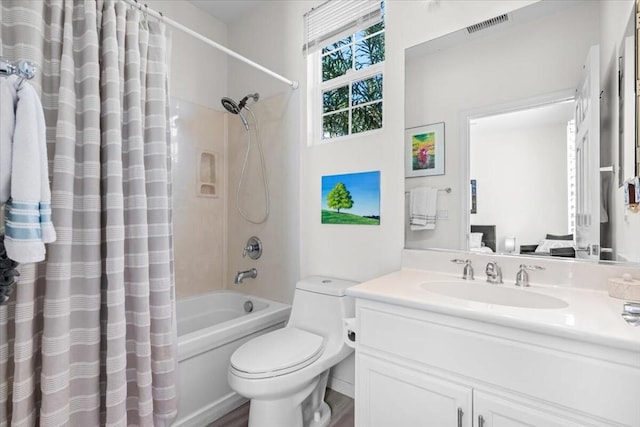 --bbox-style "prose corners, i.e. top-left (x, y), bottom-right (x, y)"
top-left (0, 58), bottom-right (37, 80)
top-left (405, 187), bottom-right (451, 195)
